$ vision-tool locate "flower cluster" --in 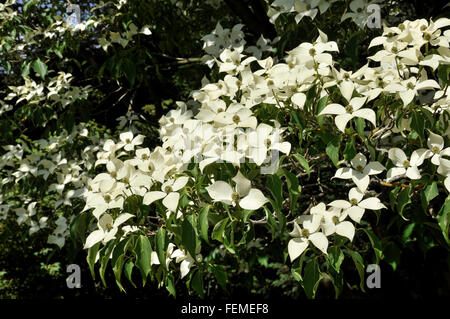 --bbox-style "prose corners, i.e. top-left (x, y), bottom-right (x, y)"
top-left (0, 124), bottom-right (111, 248)
top-left (201, 22), bottom-right (275, 68)
top-left (81, 16), bottom-right (450, 278)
